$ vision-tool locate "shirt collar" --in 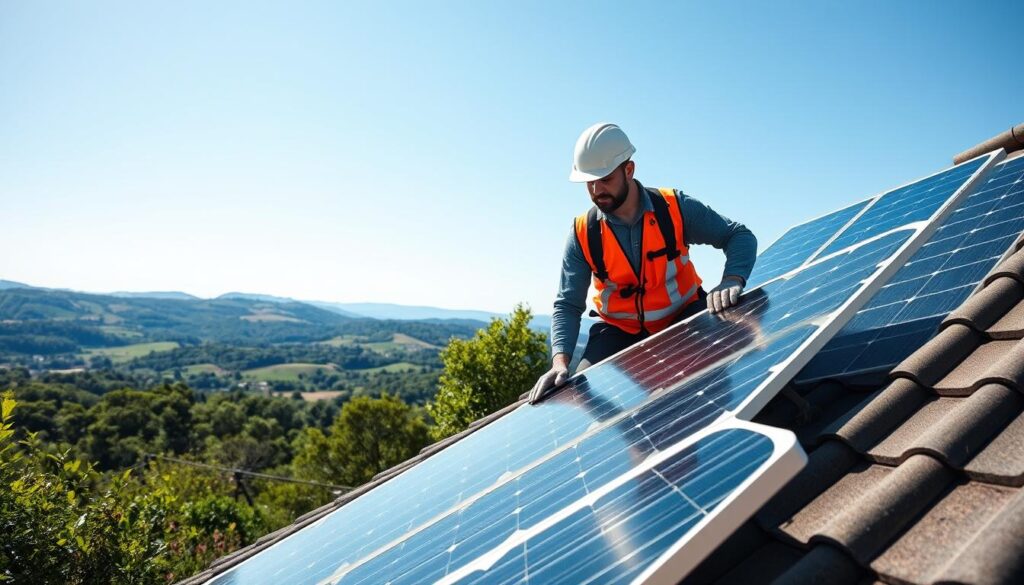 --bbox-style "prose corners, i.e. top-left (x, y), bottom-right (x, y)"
top-left (595, 179), bottom-right (653, 226)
